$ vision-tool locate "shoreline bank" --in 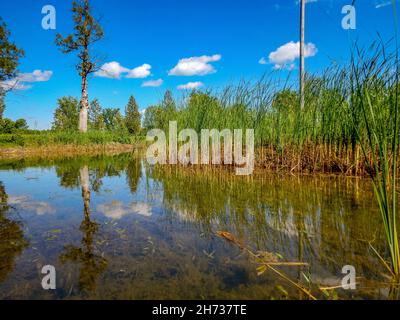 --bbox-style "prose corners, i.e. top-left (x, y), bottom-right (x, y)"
top-left (0, 143), bottom-right (142, 160)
